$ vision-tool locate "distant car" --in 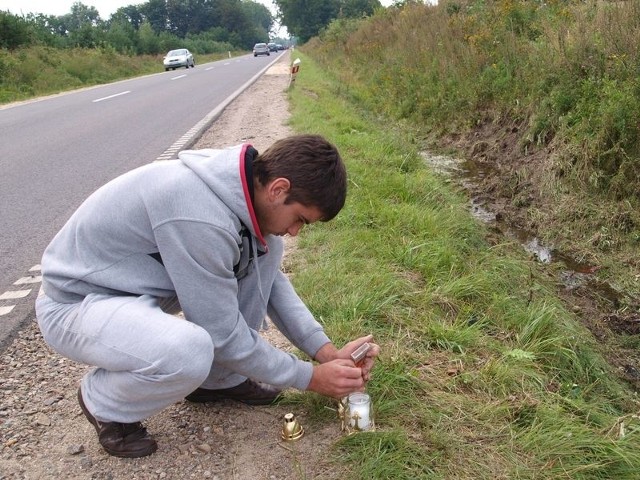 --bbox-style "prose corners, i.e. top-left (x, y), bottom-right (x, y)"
top-left (276, 44), bottom-right (284, 51)
top-left (253, 43), bottom-right (270, 57)
top-left (163, 49), bottom-right (195, 71)
top-left (268, 42), bottom-right (278, 52)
